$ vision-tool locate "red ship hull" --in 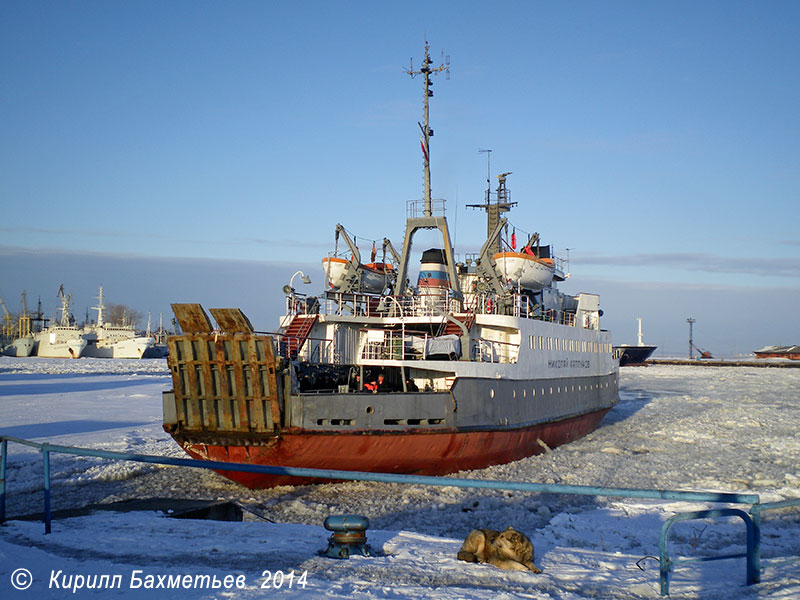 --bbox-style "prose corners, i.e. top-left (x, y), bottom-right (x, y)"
top-left (177, 407), bottom-right (612, 488)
